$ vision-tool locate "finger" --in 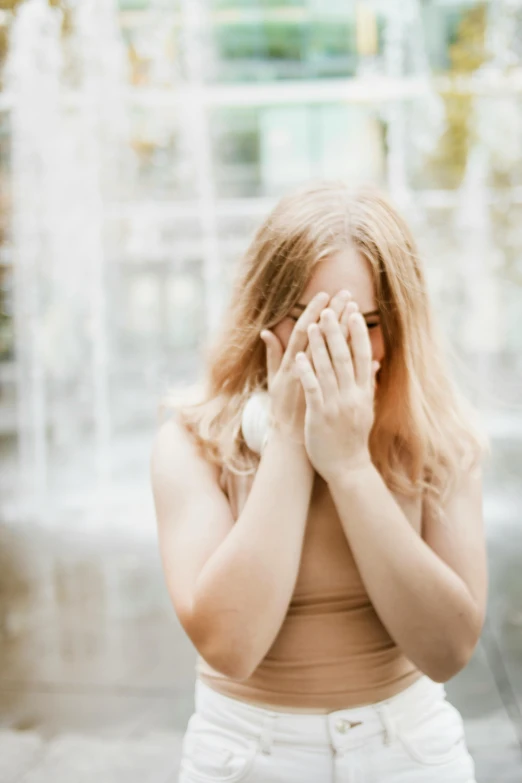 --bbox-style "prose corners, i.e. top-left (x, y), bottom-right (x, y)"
top-left (320, 290), bottom-right (353, 346)
top-left (292, 340), bottom-right (315, 380)
top-left (308, 322), bottom-right (338, 399)
top-left (281, 291), bottom-right (330, 371)
top-left (340, 300), bottom-right (359, 341)
top-left (319, 308), bottom-right (354, 392)
top-left (303, 293), bottom-right (353, 370)
top-left (304, 342), bottom-right (315, 373)
top-left (289, 339), bottom-right (315, 378)
top-left (283, 291), bottom-right (350, 376)
top-left (260, 330), bottom-right (283, 385)
top-left (327, 289), bottom-right (352, 323)
top-left (295, 352), bottom-right (323, 410)
top-left (349, 312), bottom-right (373, 386)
